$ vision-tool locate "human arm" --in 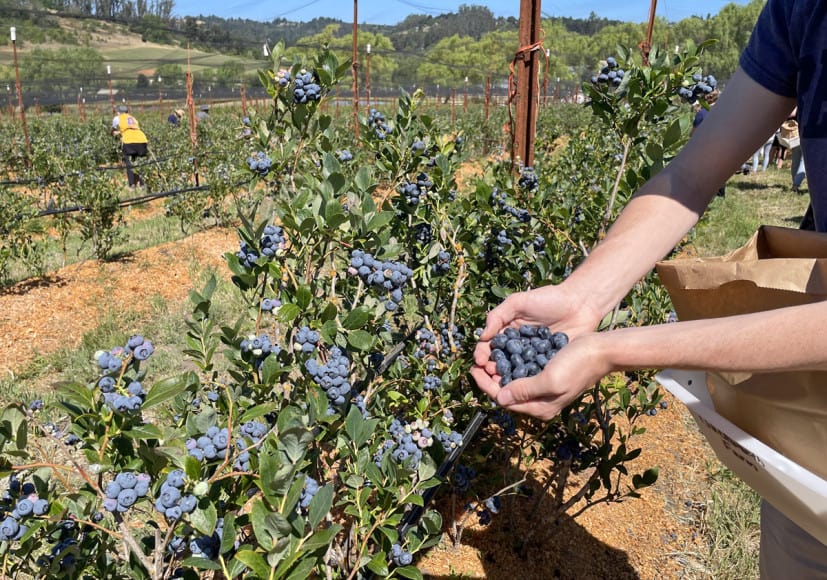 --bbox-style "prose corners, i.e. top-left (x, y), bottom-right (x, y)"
top-left (475, 301), bottom-right (827, 420)
top-left (472, 68), bottom-right (798, 416)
